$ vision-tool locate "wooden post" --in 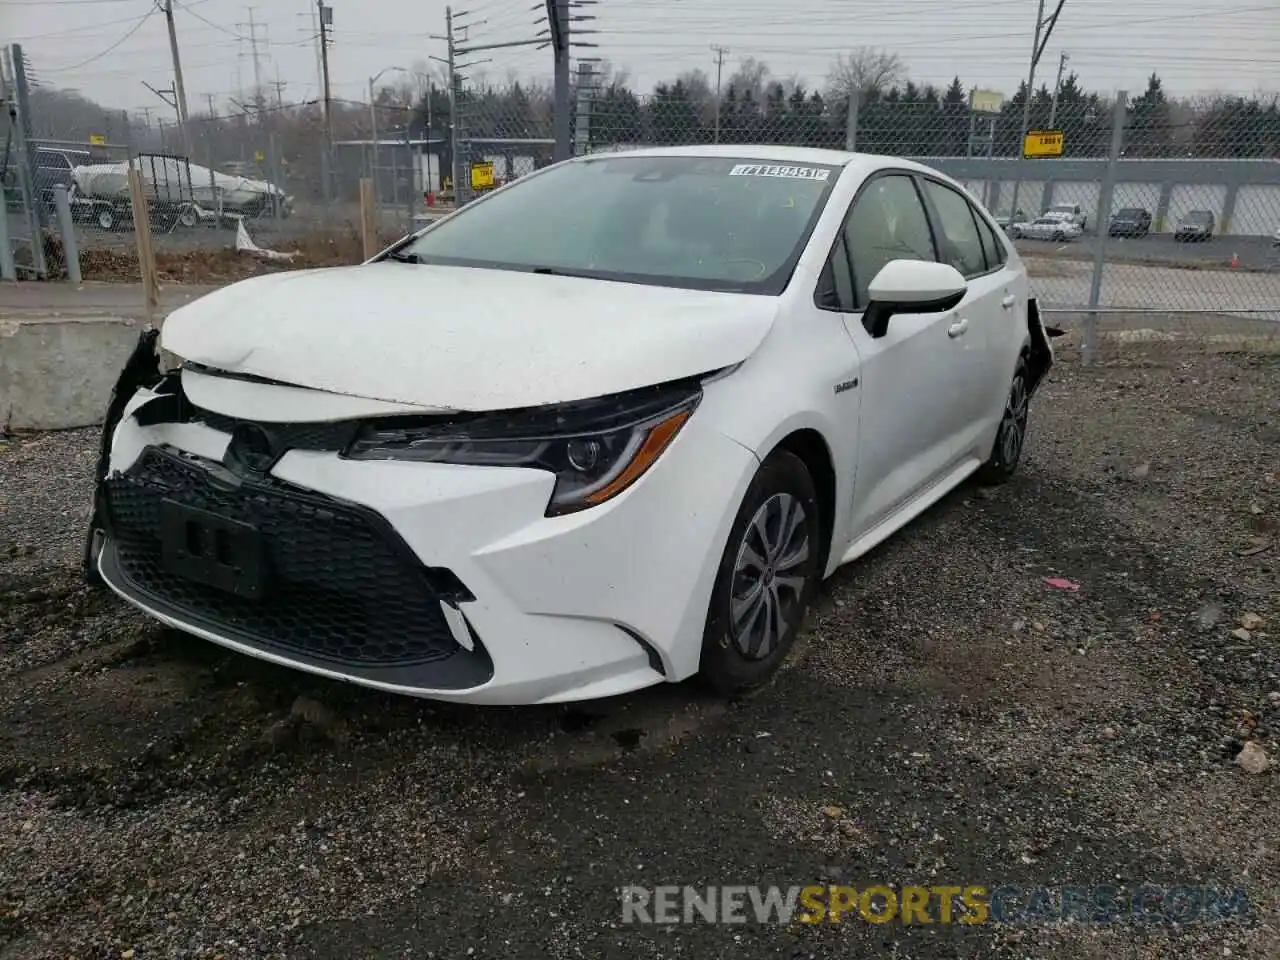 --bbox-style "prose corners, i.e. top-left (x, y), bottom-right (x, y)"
top-left (127, 165), bottom-right (161, 323)
top-left (359, 177), bottom-right (378, 260)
